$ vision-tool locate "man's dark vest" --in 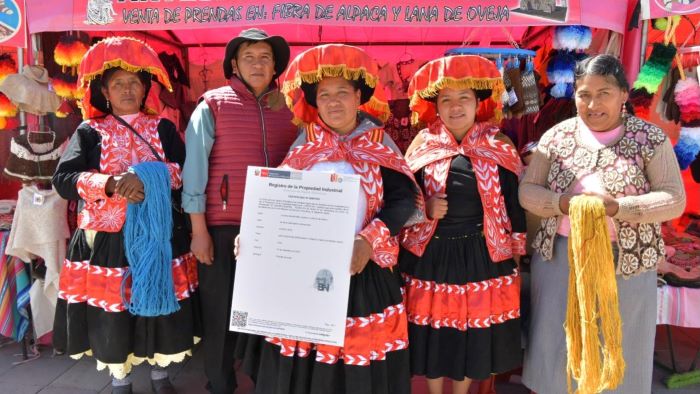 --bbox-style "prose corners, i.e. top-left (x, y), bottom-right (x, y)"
top-left (202, 77), bottom-right (297, 226)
